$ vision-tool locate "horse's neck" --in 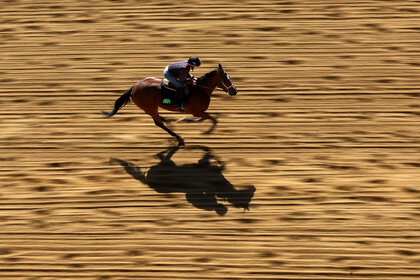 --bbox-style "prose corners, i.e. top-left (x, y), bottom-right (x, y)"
top-left (198, 70), bottom-right (218, 95)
